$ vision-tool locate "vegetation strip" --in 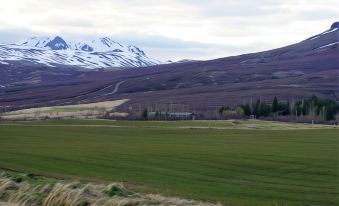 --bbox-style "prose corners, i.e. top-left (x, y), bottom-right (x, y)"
top-left (0, 170), bottom-right (218, 206)
top-left (0, 120), bottom-right (337, 206)
top-left (0, 119), bottom-right (335, 130)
